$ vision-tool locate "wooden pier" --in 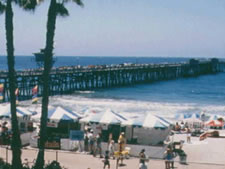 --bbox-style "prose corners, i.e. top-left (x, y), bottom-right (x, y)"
top-left (0, 58), bottom-right (224, 102)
